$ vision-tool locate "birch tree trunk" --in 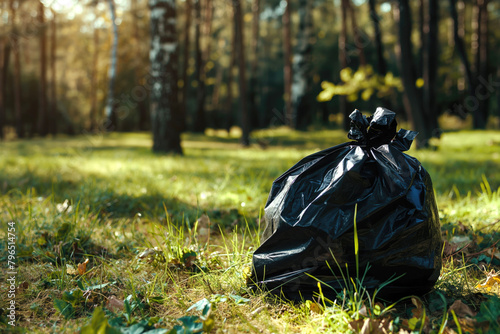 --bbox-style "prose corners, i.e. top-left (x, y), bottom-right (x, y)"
top-left (37, 0), bottom-right (48, 136)
top-left (282, 0), bottom-right (292, 126)
top-left (105, 0), bottom-right (118, 130)
top-left (291, 0), bottom-right (313, 130)
top-left (149, 0), bottom-right (182, 154)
